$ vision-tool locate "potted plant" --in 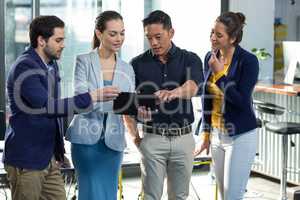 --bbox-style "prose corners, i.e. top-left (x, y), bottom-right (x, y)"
top-left (251, 48), bottom-right (272, 81)
top-left (251, 48), bottom-right (272, 60)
